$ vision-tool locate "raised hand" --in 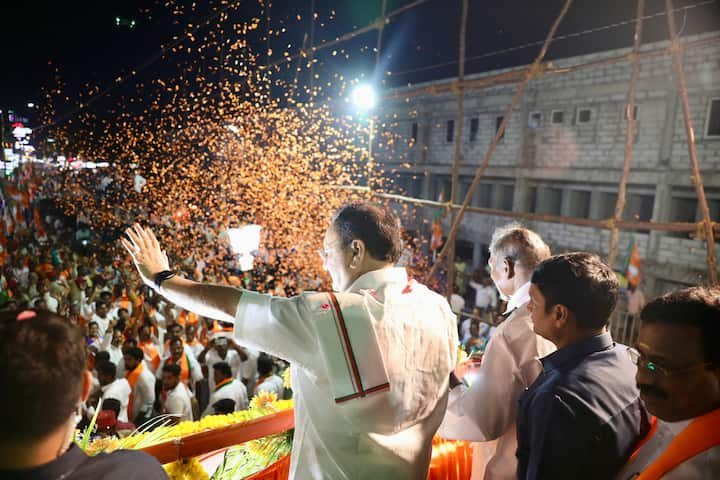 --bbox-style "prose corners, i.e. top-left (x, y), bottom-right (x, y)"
top-left (121, 224), bottom-right (171, 288)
